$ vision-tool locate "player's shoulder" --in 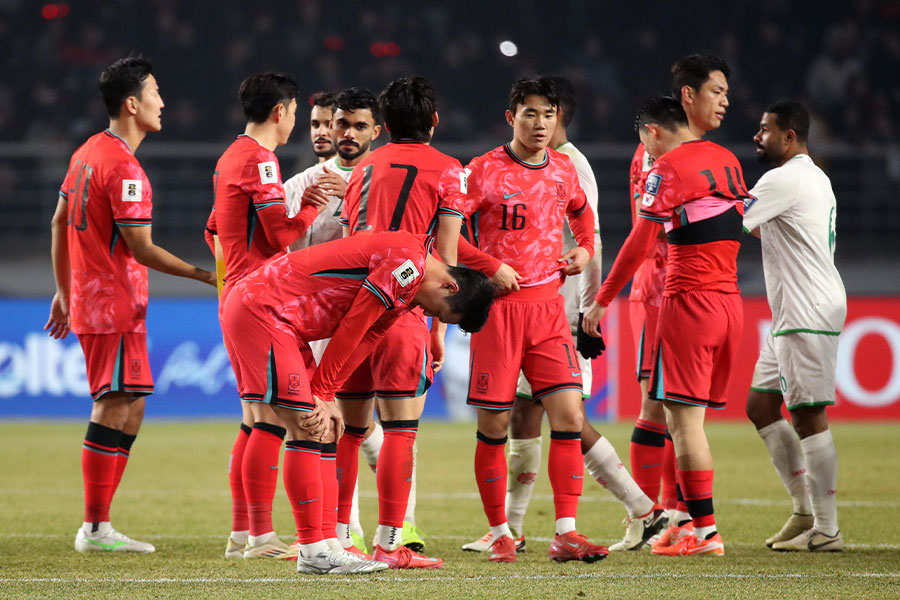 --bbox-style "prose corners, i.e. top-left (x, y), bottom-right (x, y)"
top-left (547, 147), bottom-right (579, 174)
